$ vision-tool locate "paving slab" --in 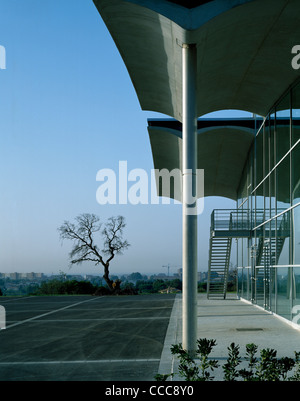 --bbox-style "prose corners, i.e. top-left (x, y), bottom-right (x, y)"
top-left (159, 293), bottom-right (300, 381)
